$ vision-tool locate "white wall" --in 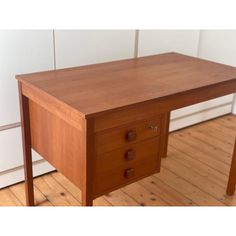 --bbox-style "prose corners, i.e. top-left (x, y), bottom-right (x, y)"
top-left (138, 30), bottom-right (200, 57)
top-left (0, 30), bottom-right (55, 188)
top-left (0, 30), bottom-right (55, 126)
top-left (0, 30), bottom-right (235, 188)
top-left (198, 30), bottom-right (236, 115)
top-left (55, 30), bottom-right (135, 68)
top-left (198, 30), bottom-right (236, 66)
